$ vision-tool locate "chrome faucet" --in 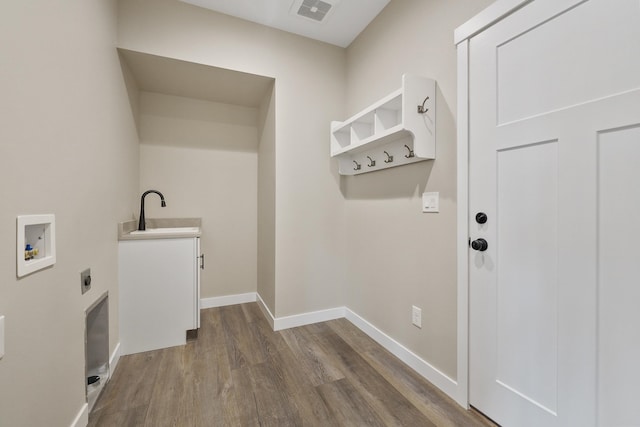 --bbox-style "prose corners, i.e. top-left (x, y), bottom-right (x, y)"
top-left (138, 190), bottom-right (166, 231)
